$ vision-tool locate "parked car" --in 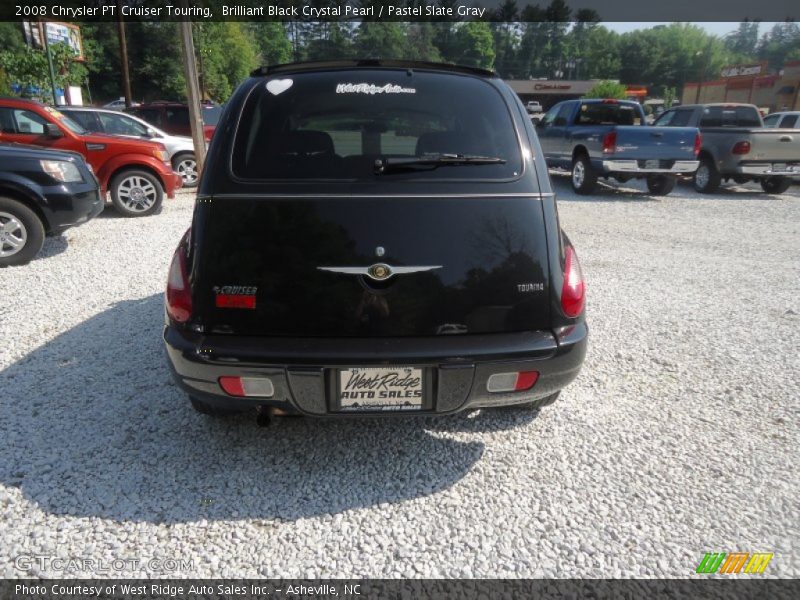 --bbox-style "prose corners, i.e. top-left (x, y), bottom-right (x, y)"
top-left (60, 106), bottom-right (200, 187)
top-left (526, 100), bottom-right (543, 113)
top-left (102, 98), bottom-right (140, 111)
top-left (126, 101), bottom-right (220, 142)
top-left (537, 99), bottom-right (700, 195)
top-left (164, 60), bottom-right (588, 420)
top-left (654, 103), bottom-right (800, 194)
top-left (762, 111), bottom-right (799, 129)
top-left (0, 98), bottom-right (181, 216)
top-left (0, 142), bottom-right (102, 266)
